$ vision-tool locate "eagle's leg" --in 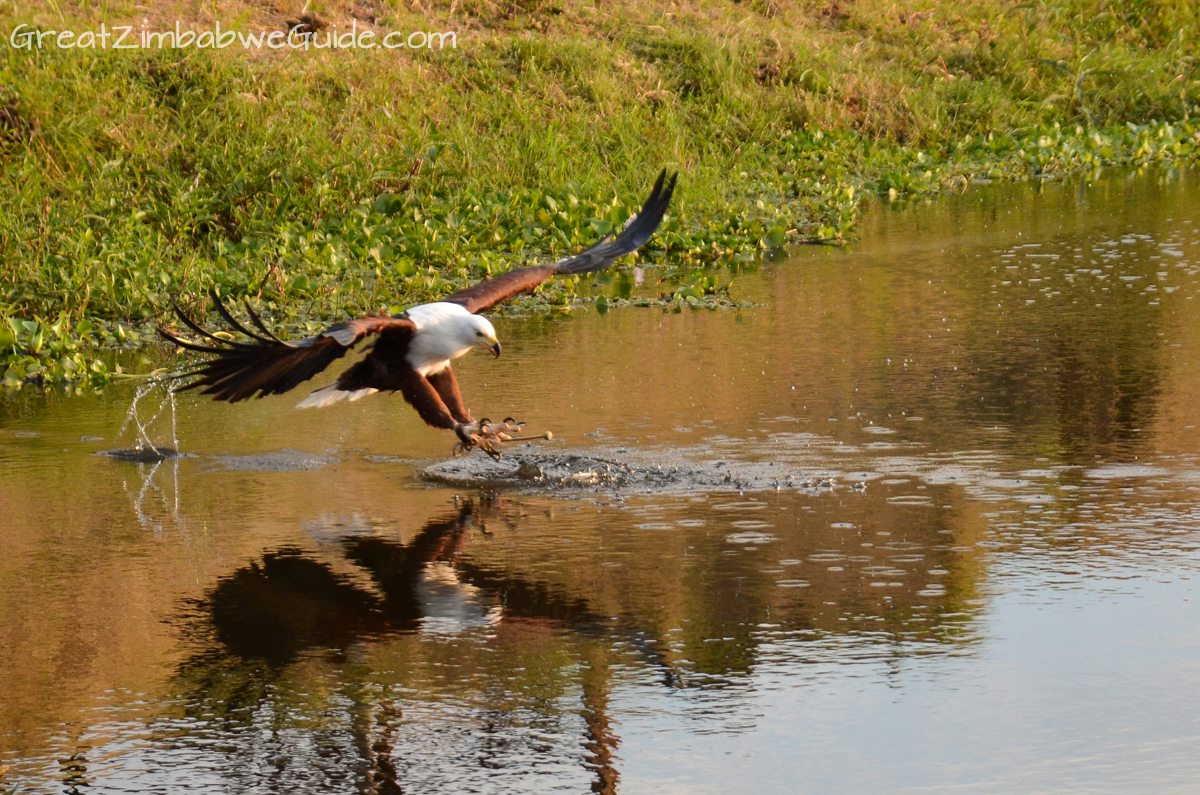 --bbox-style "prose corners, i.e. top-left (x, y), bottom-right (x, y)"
top-left (427, 368), bottom-right (473, 424)
top-left (426, 368), bottom-right (507, 458)
top-left (397, 370), bottom-right (494, 456)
